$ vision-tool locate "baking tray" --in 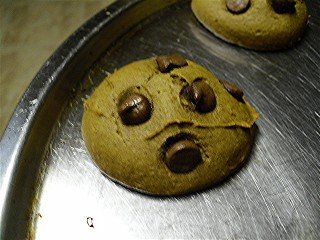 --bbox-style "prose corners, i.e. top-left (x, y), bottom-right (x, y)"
top-left (1, 0), bottom-right (319, 239)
